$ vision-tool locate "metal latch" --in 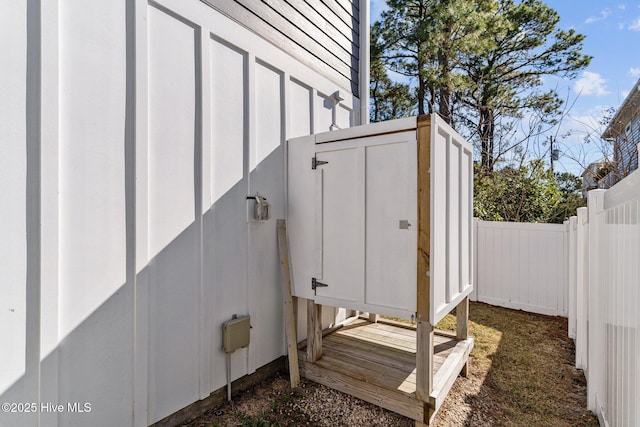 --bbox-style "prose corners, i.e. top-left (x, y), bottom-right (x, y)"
top-left (311, 278), bottom-right (328, 293)
top-left (399, 220), bottom-right (411, 229)
top-left (311, 156), bottom-right (328, 169)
